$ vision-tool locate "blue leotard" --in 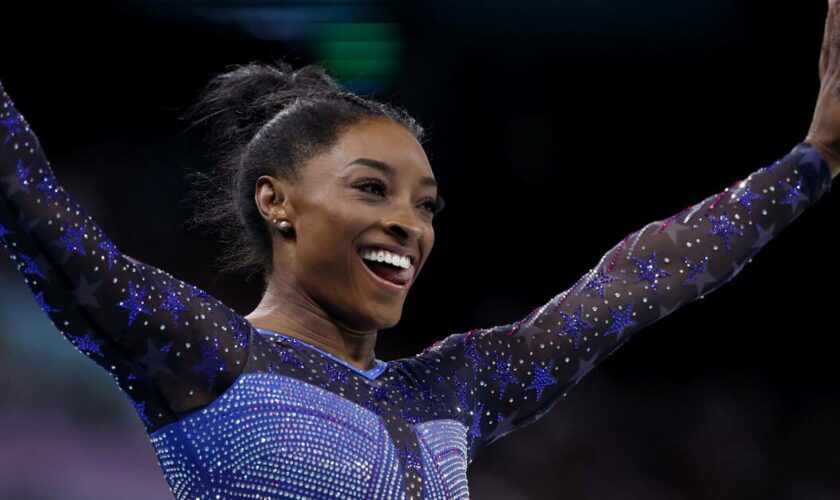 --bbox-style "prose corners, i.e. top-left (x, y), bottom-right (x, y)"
top-left (0, 78), bottom-right (833, 499)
